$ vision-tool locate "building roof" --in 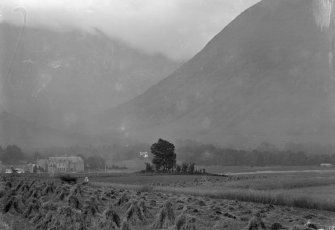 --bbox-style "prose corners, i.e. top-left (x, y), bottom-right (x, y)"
top-left (48, 156), bottom-right (83, 162)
